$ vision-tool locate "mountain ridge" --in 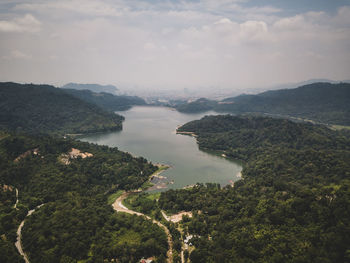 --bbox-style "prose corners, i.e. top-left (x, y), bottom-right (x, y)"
top-left (176, 82), bottom-right (350, 126)
top-left (61, 83), bottom-right (118, 94)
top-left (62, 88), bottom-right (146, 111)
top-left (0, 82), bottom-right (124, 135)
